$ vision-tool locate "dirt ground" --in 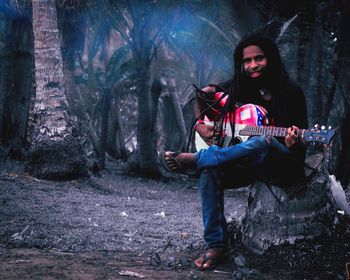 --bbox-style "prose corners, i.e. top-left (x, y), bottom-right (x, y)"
top-left (0, 160), bottom-right (249, 280)
top-left (0, 160), bottom-right (349, 279)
